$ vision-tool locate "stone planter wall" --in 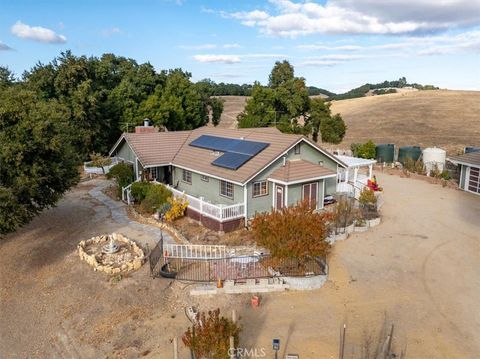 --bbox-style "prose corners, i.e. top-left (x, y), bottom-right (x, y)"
top-left (78, 233), bottom-right (145, 275)
top-left (128, 207), bottom-right (189, 244)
